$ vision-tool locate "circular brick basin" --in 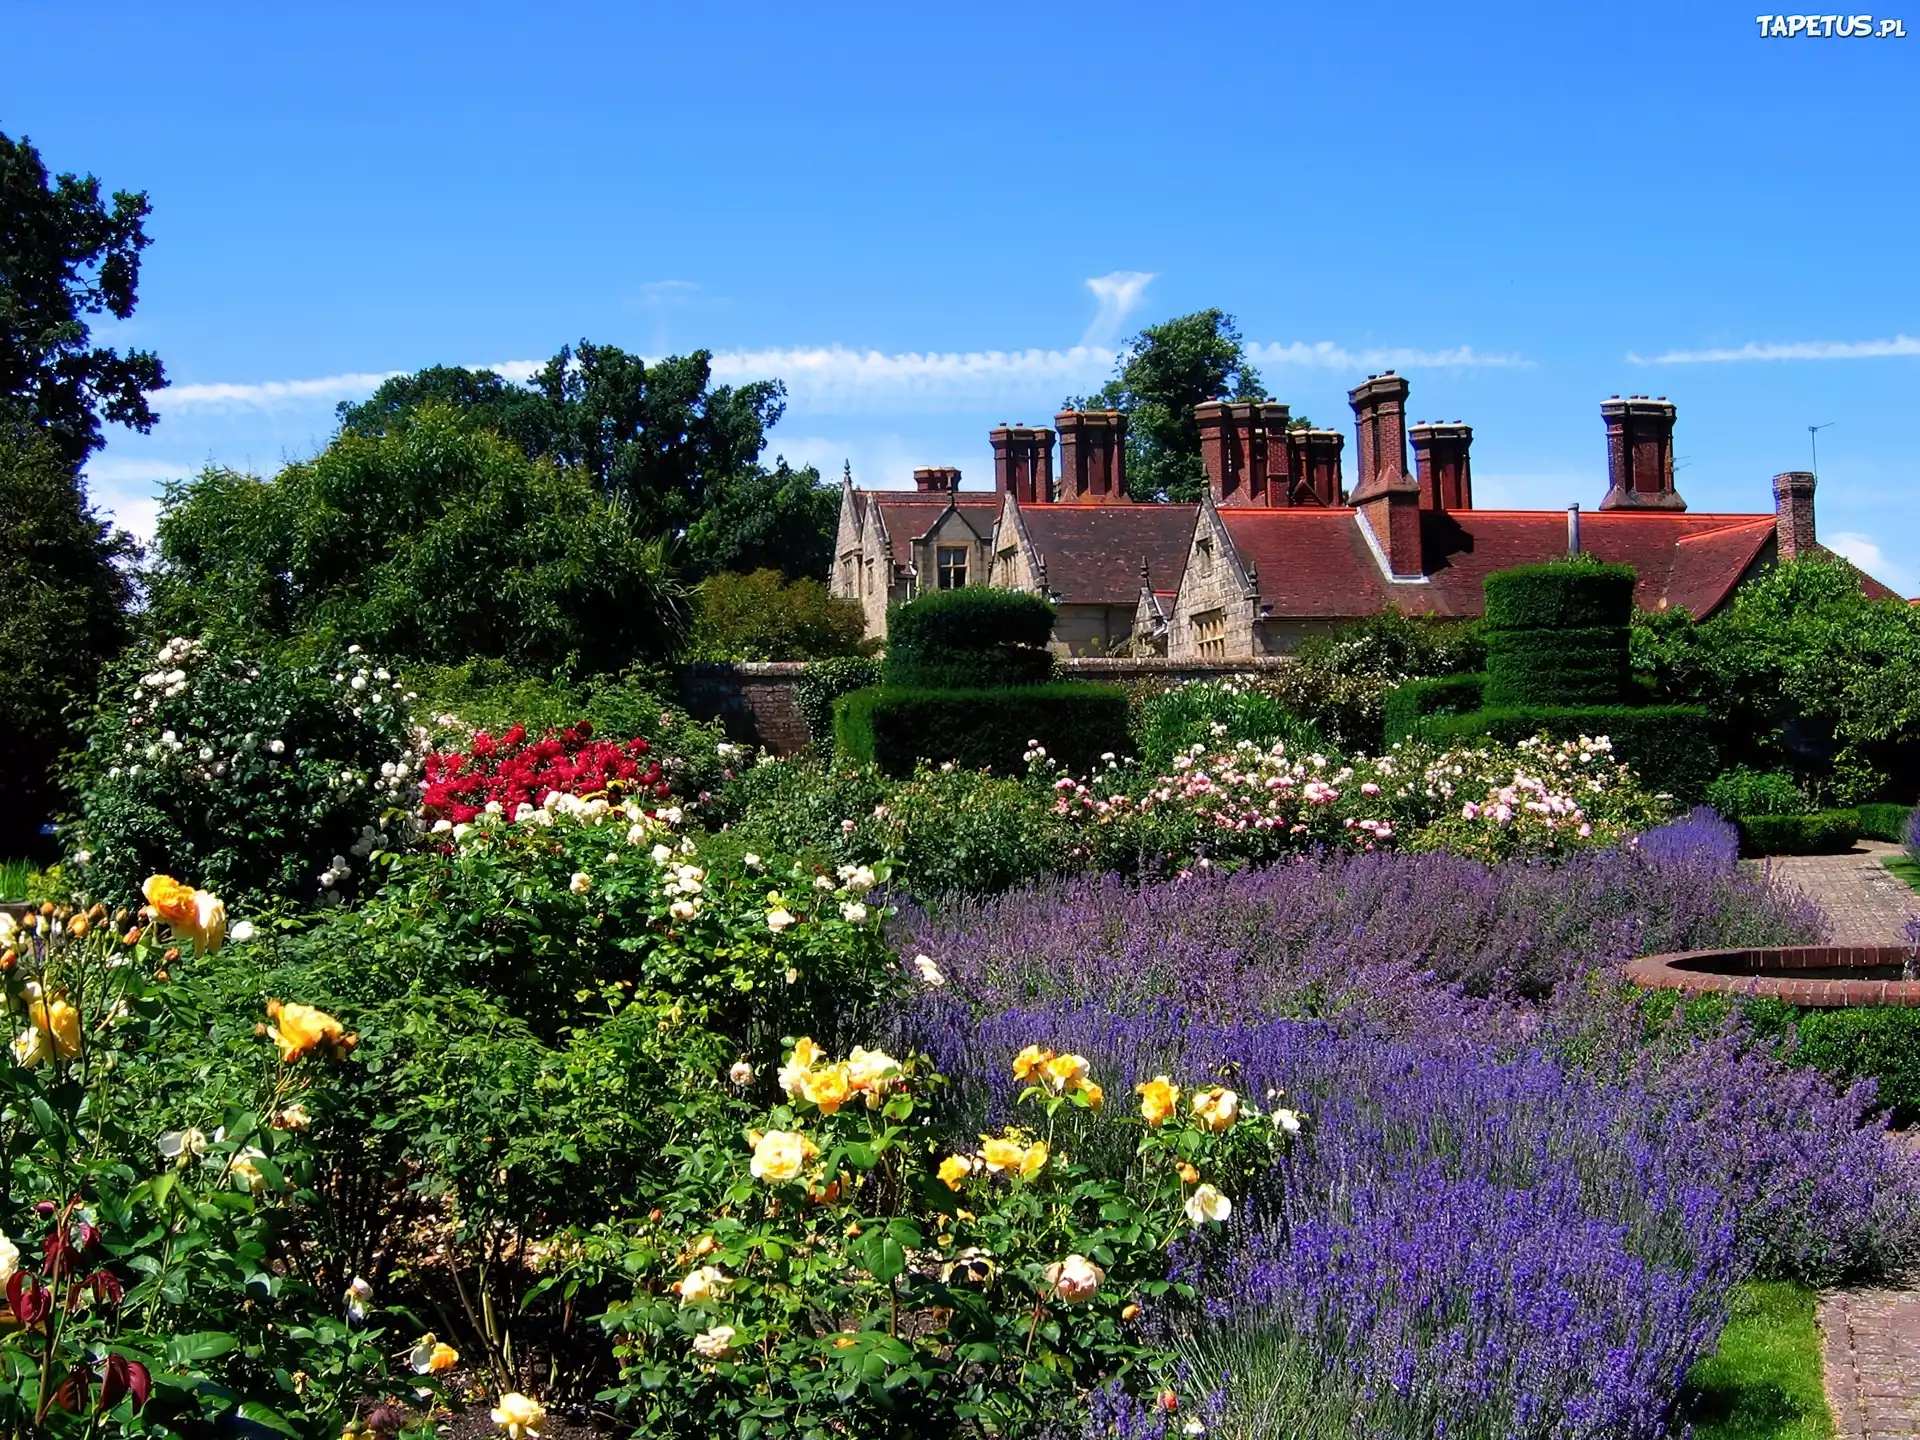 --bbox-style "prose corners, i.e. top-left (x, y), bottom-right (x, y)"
top-left (1627, 945), bottom-right (1920, 1007)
